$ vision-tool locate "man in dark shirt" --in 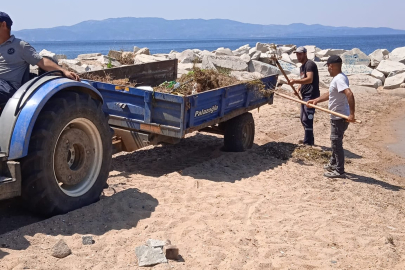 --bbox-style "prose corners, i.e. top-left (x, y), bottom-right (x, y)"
top-left (289, 46), bottom-right (320, 146)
